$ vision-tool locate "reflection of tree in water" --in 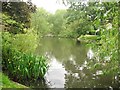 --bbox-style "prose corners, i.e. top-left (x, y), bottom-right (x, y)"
top-left (35, 37), bottom-right (118, 88)
top-left (63, 57), bottom-right (118, 88)
top-left (35, 37), bottom-right (87, 63)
